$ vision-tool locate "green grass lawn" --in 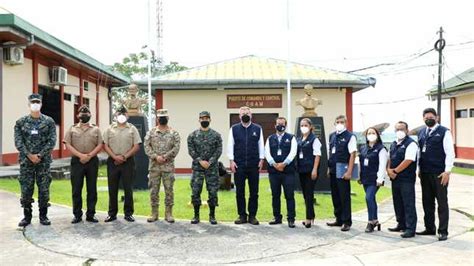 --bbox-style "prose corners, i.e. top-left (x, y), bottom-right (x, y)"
top-left (0, 166), bottom-right (391, 221)
top-left (452, 167), bottom-right (474, 176)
